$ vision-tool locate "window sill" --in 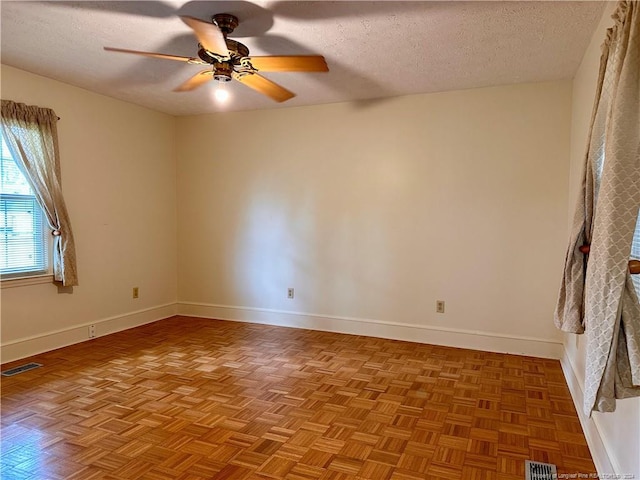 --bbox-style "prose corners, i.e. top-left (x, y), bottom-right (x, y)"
top-left (1, 274), bottom-right (54, 289)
